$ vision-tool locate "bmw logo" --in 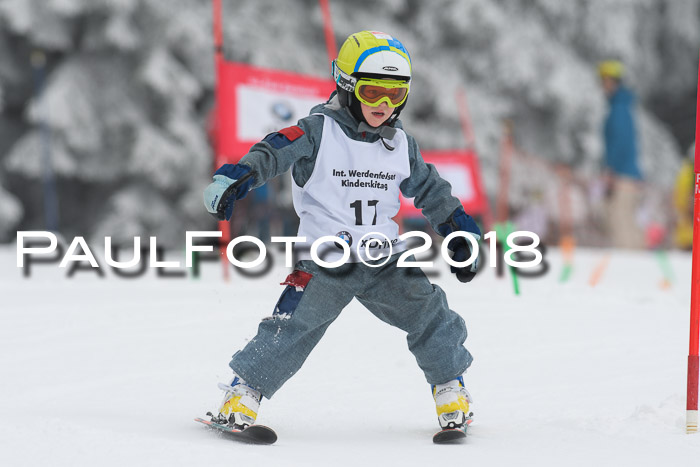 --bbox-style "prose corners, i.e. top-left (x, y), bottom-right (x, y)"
top-left (271, 101), bottom-right (293, 121)
top-left (336, 231), bottom-right (352, 248)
